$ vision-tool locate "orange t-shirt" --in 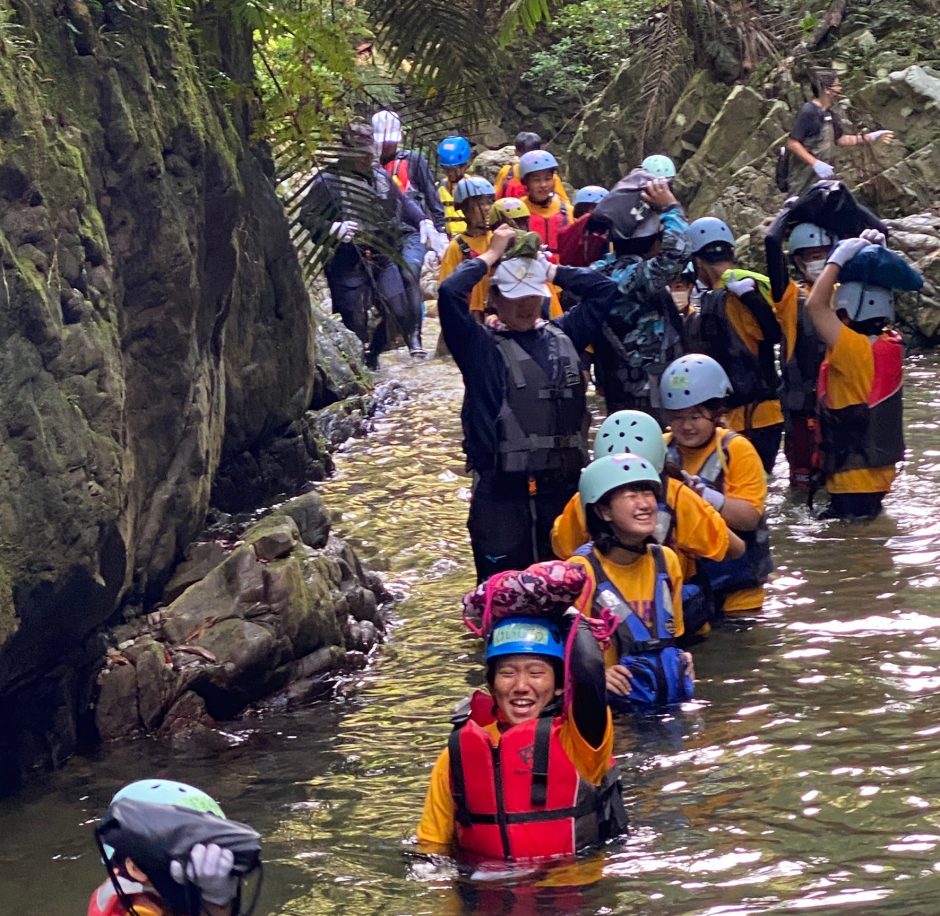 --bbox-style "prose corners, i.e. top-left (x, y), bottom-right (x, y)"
top-left (438, 232), bottom-right (492, 313)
